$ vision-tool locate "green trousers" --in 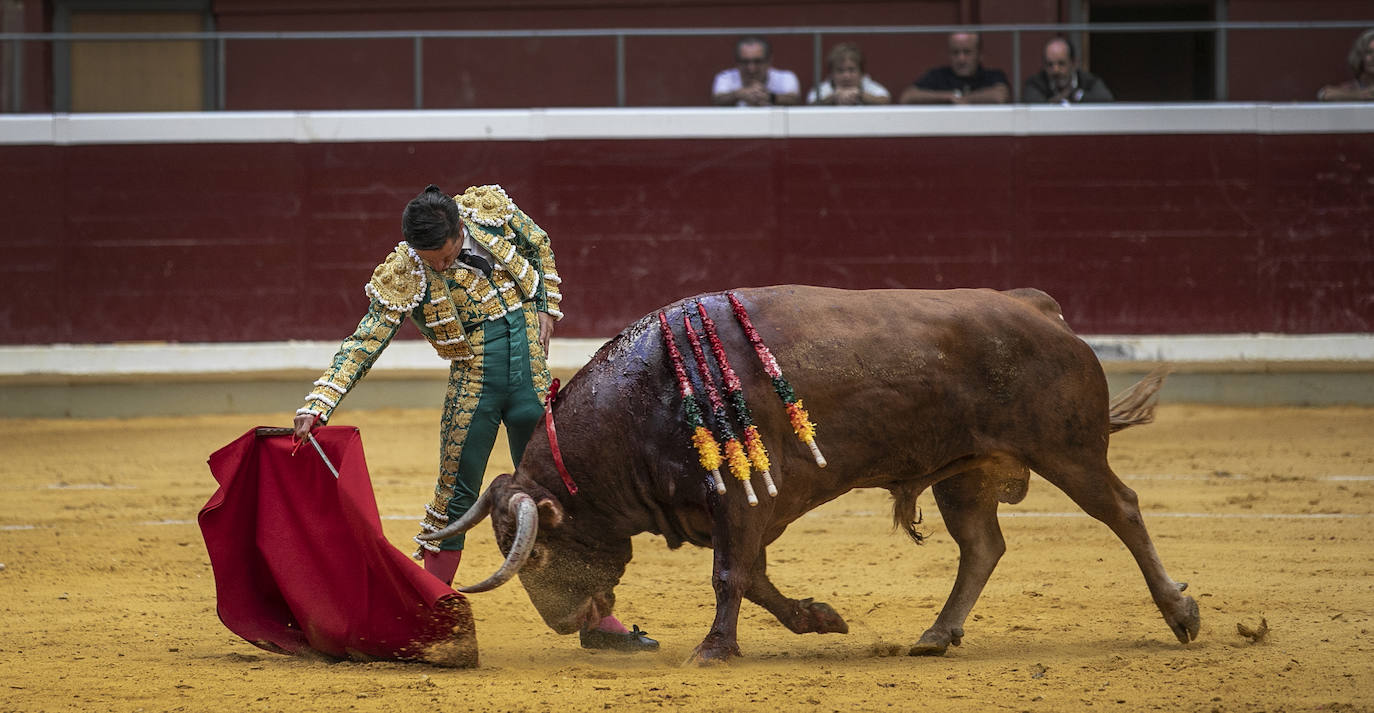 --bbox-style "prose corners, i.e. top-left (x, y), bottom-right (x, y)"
top-left (424, 308), bottom-right (545, 551)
